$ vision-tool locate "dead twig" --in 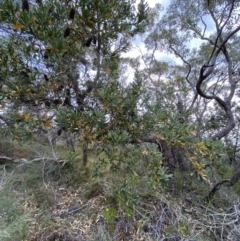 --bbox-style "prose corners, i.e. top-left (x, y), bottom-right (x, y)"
top-left (31, 157), bottom-right (67, 164)
top-left (0, 156), bottom-right (13, 165)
